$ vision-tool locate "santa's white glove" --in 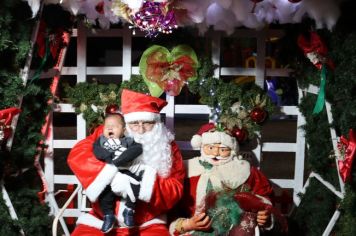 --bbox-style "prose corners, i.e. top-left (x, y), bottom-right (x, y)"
top-left (127, 159), bottom-right (146, 173)
top-left (110, 172), bottom-right (139, 202)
